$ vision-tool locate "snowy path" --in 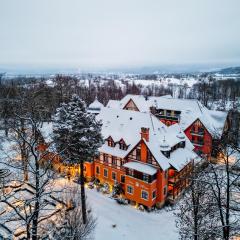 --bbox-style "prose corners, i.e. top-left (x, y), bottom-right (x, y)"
top-left (86, 189), bottom-right (178, 240)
